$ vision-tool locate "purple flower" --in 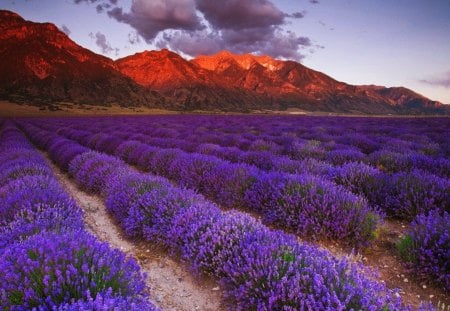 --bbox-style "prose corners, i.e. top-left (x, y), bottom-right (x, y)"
top-left (0, 231), bottom-right (148, 310)
top-left (398, 210), bottom-right (450, 291)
